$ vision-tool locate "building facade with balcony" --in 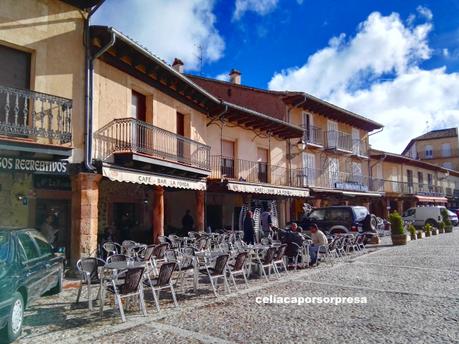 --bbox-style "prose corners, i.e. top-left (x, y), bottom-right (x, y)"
top-left (402, 128), bottom-right (459, 171)
top-left (189, 73), bottom-right (384, 221)
top-left (0, 0), bottom-right (94, 263)
top-left (369, 149), bottom-right (459, 218)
